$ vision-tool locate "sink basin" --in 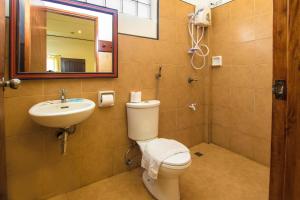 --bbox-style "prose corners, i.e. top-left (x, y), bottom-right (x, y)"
top-left (29, 98), bottom-right (95, 128)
